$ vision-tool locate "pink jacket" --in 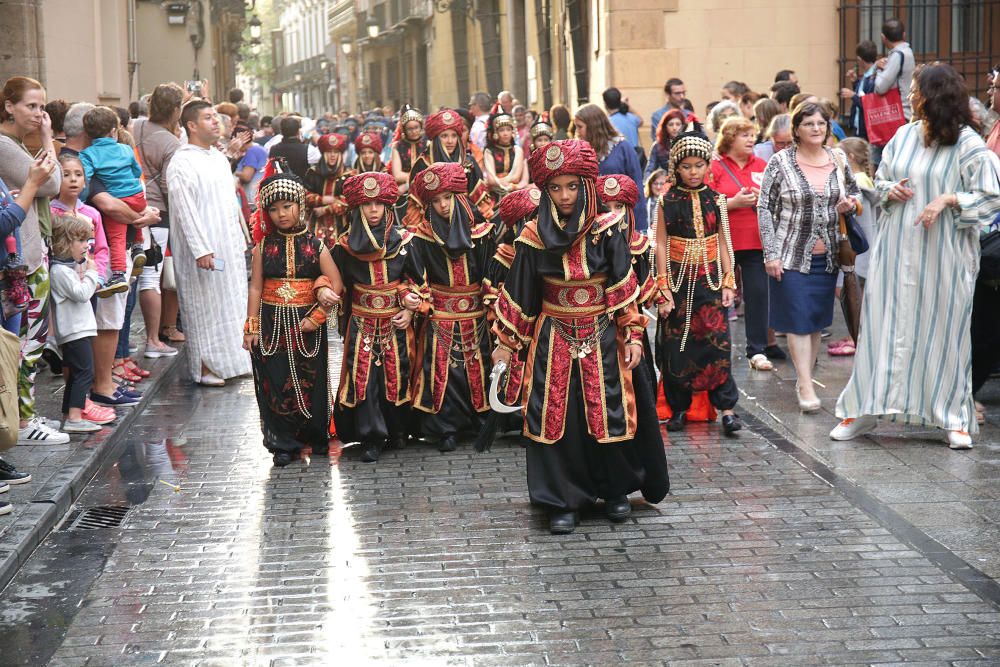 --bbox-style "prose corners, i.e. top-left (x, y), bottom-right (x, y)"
top-left (51, 199), bottom-right (110, 280)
